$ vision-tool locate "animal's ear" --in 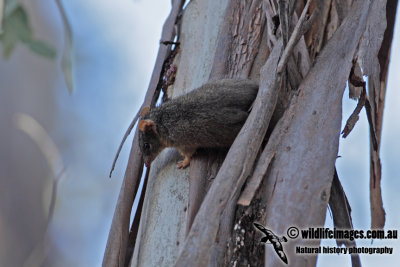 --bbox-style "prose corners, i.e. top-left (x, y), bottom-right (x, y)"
top-left (139, 119), bottom-right (156, 133)
top-left (141, 106), bottom-right (151, 117)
